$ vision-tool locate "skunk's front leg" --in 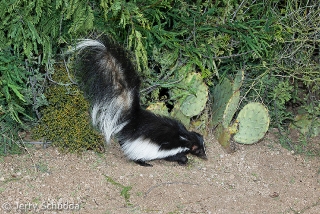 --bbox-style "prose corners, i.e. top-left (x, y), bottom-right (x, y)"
top-left (165, 152), bottom-right (188, 165)
top-left (135, 160), bottom-right (153, 167)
